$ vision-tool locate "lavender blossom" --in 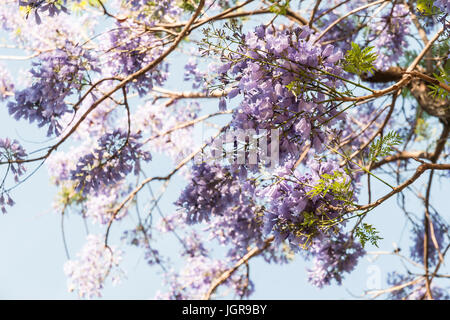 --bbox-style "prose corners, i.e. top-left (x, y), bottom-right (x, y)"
top-left (71, 129), bottom-right (151, 195)
top-left (63, 234), bottom-right (124, 299)
top-left (7, 41), bottom-right (99, 136)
